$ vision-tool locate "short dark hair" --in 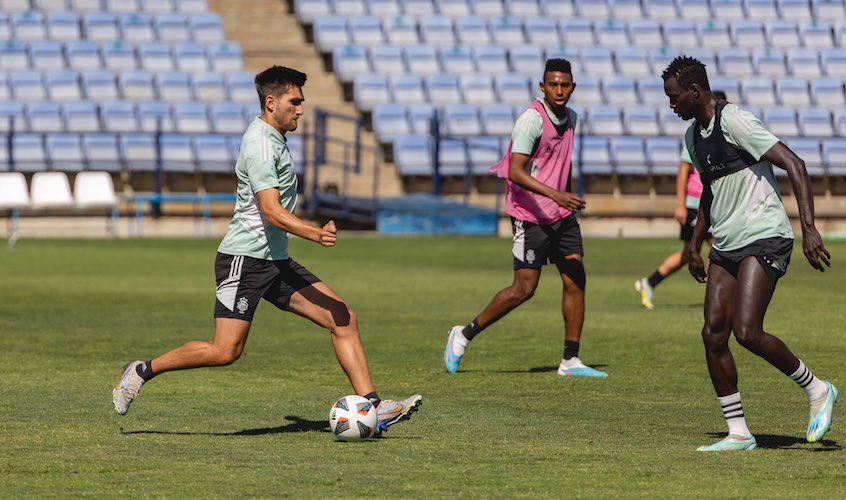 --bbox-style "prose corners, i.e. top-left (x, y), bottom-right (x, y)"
top-left (661, 55), bottom-right (710, 91)
top-left (255, 66), bottom-right (307, 110)
top-left (713, 90), bottom-right (727, 100)
top-left (544, 58), bottom-right (572, 76)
